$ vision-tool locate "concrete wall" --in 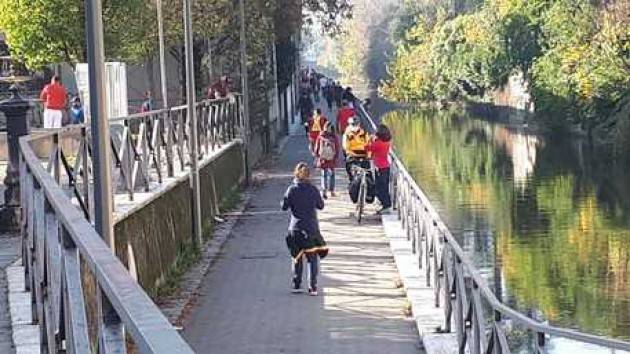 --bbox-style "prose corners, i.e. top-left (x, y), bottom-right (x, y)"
top-left (113, 142), bottom-right (244, 295)
top-left (109, 69), bottom-right (296, 296)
